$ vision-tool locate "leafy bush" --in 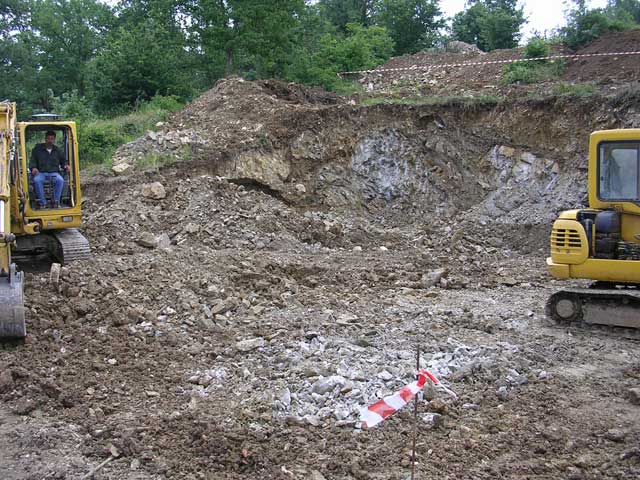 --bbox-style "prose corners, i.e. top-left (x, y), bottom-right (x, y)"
top-left (50, 90), bottom-right (96, 122)
top-left (77, 95), bottom-right (184, 166)
top-left (524, 37), bottom-right (550, 58)
top-left (502, 60), bottom-right (565, 84)
top-left (562, 8), bottom-right (637, 49)
top-left (287, 23), bottom-right (394, 91)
